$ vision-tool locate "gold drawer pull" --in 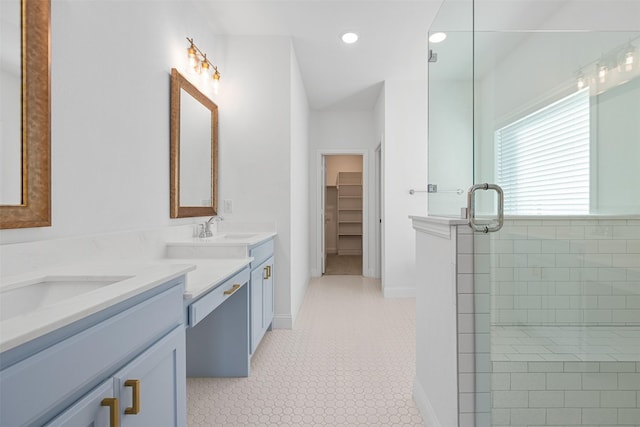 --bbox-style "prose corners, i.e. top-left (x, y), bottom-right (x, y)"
top-left (224, 284), bottom-right (241, 295)
top-left (124, 379), bottom-right (141, 415)
top-left (101, 397), bottom-right (120, 427)
top-left (263, 266), bottom-right (269, 280)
